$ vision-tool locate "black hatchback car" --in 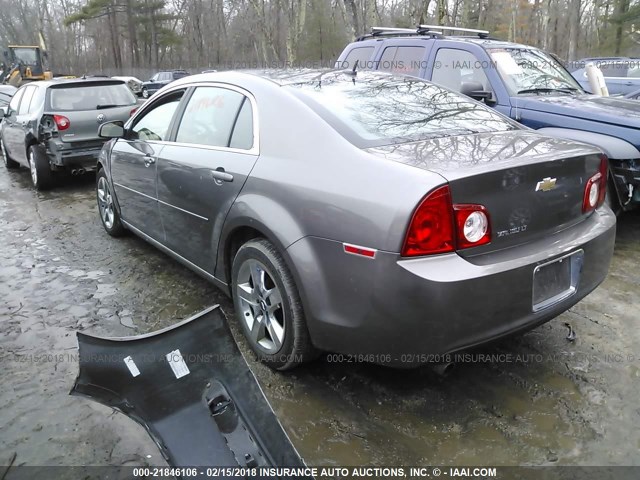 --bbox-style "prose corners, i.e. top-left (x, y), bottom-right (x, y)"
top-left (1, 78), bottom-right (137, 190)
top-left (141, 70), bottom-right (189, 98)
